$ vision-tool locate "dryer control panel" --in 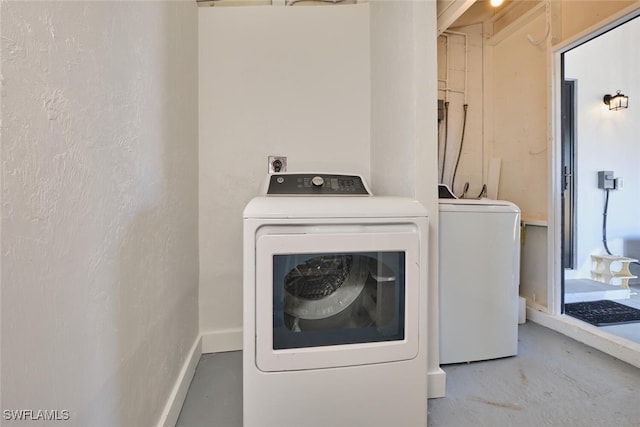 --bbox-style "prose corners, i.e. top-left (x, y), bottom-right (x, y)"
top-left (266, 173), bottom-right (370, 195)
